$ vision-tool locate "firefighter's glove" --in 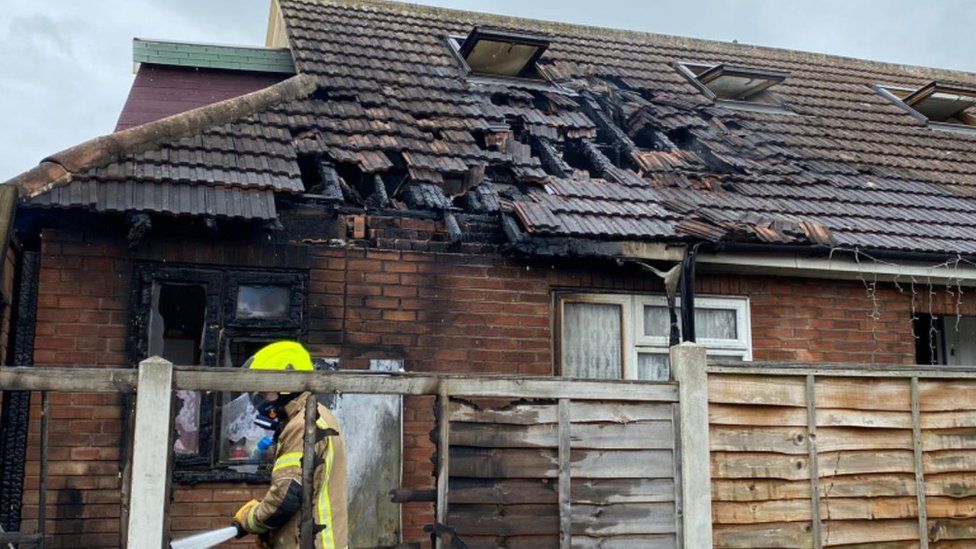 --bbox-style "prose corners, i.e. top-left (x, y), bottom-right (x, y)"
top-left (233, 499), bottom-right (260, 533)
